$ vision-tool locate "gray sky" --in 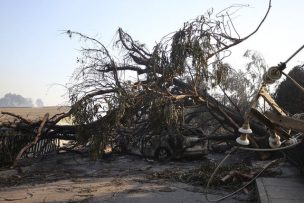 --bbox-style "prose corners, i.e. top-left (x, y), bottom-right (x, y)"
top-left (1, 0), bottom-right (304, 106)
